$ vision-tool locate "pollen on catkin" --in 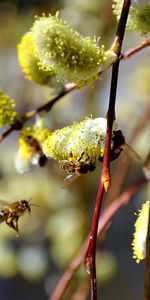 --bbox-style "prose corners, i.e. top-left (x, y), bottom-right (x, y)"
top-left (42, 117), bottom-right (120, 166)
top-left (31, 13), bottom-right (115, 85)
top-left (113, 0), bottom-right (150, 35)
top-left (18, 32), bottom-right (58, 86)
top-left (132, 201), bottom-right (149, 263)
top-left (0, 89), bottom-right (18, 127)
